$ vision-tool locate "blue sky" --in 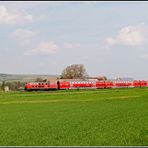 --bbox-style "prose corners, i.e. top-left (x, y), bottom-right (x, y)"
top-left (0, 1), bottom-right (148, 79)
